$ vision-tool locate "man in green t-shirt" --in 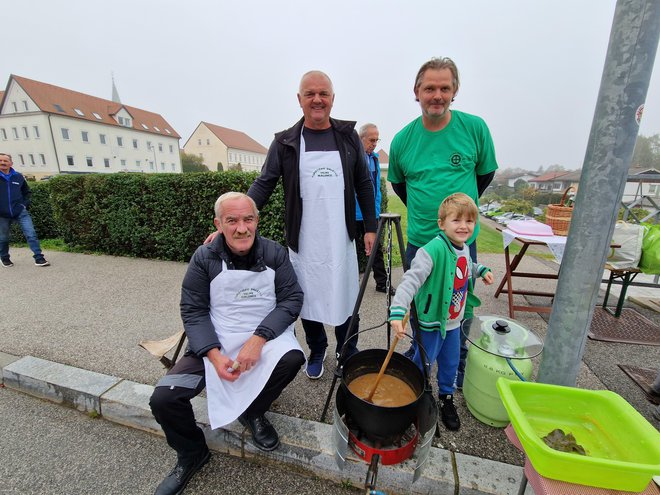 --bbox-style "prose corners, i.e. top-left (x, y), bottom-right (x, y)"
top-left (388, 57), bottom-right (498, 387)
